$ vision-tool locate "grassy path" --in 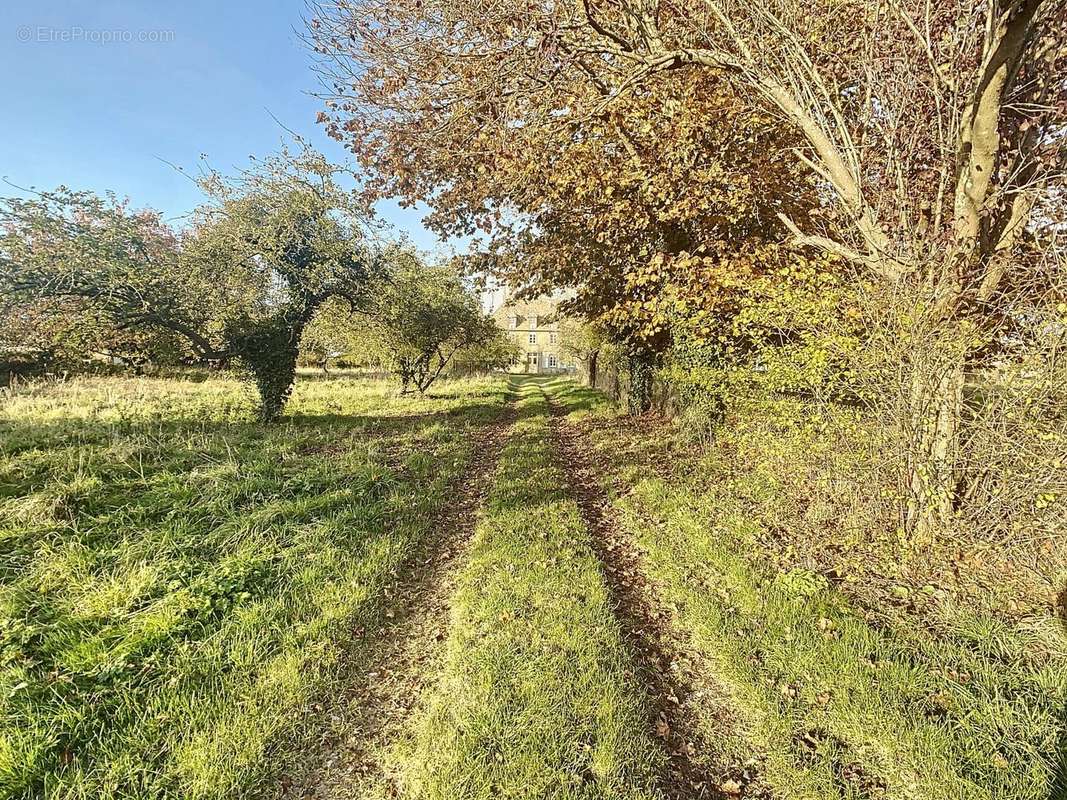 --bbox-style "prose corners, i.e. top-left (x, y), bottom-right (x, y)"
top-left (542, 384), bottom-right (731, 799)
top-left (277, 390), bottom-right (518, 798)
top-left (375, 377), bottom-right (662, 800)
